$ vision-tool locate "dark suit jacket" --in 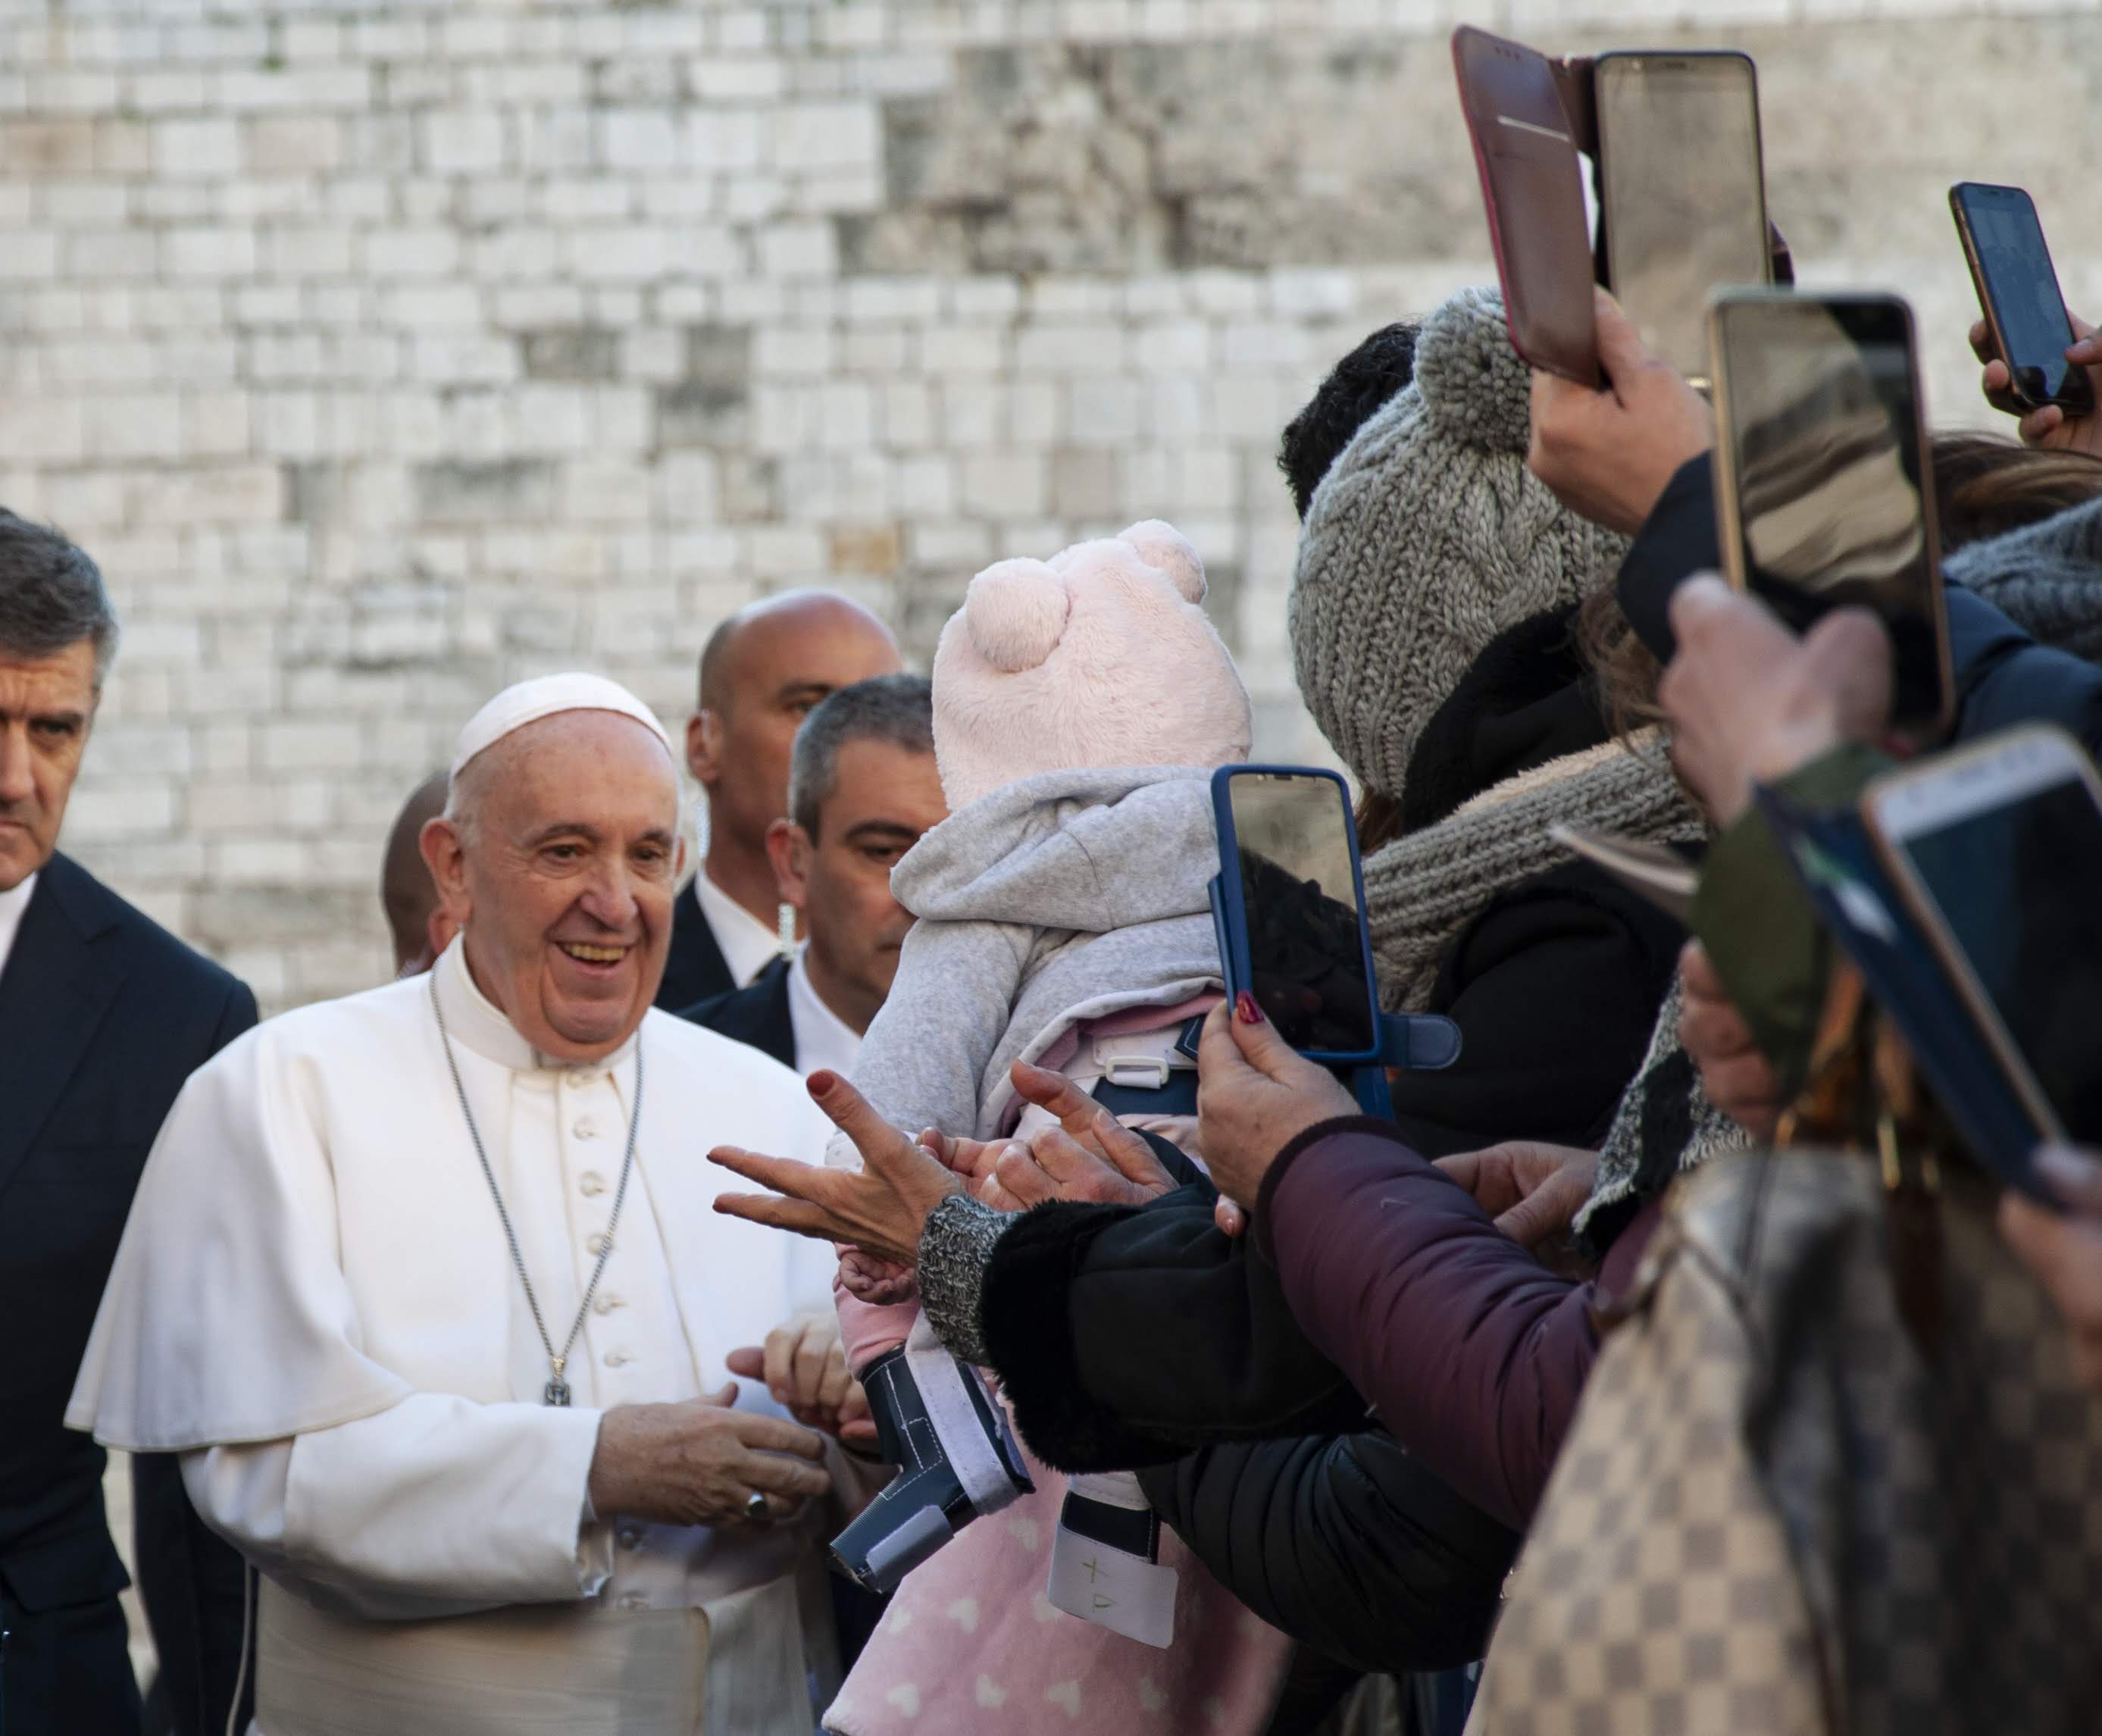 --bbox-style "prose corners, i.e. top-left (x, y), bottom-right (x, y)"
top-left (679, 956), bottom-right (794, 1069)
top-left (0, 852), bottom-right (258, 1736)
top-left (654, 879), bottom-right (737, 1011)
